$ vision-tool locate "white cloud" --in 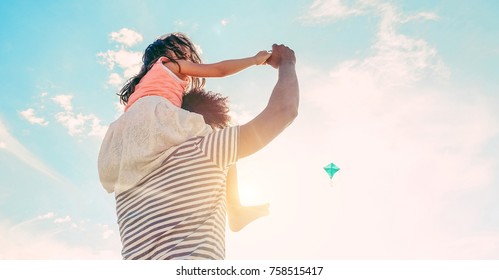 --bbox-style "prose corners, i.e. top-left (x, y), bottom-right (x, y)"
top-left (97, 48), bottom-right (142, 92)
top-left (97, 48), bottom-right (142, 79)
top-left (52, 95), bottom-right (107, 139)
top-left (301, 0), bottom-right (366, 23)
top-left (114, 101), bottom-right (125, 117)
top-left (19, 108), bottom-right (49, 126)
top-left (52, 95), bottom-right (73, 111)
top-left (107, 72), bottom-right (124, 88)
top-left (403, 11), bottom-right (439, 23)
top-left (318, 1), bottom-right (448, 88)
top-left (97, 29), bottom-right (144, 90)
top-left (0, 216), bottom-right (121, 259)
top-left (54, 111), bottom-right (91, 136)
top-left (54, 111), bottom-right (107, 139)
top-left (101, 225), bottom-right (115, 240)
top-left (0, 118), bottom-right (61, 181)
top-left (88, 116), bottom-right (108, 138)
top-left (54, 215), bottom-right (71, 224)
top-left (372, 5), bottom-right (442, 75)
top-left (109, 28), bottom-right (143, 47)
top-left (37, 212), bottom-right (55, 220)
top-left (229, 104), bottom-right (255, 125)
